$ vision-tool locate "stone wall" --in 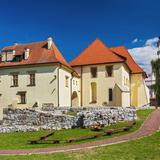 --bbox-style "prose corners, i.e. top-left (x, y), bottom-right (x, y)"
top-left (0, 107), bottom-right (137, 133)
